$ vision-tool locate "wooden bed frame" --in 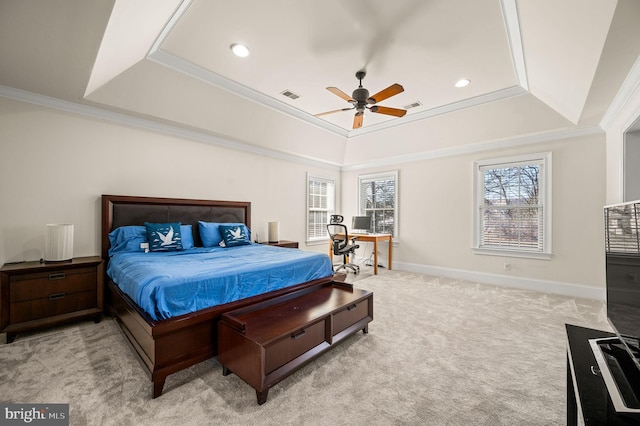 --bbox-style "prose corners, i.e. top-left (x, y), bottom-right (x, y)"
top-left (101, 195), bottom-right (335, 398)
